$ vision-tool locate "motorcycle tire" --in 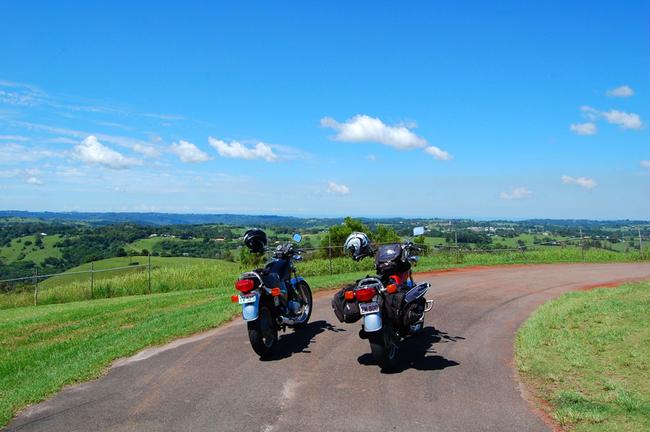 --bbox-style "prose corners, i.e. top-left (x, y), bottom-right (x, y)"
top-left (247, 303), bottom-right (277, 357)
top-left (368, 327), bottom-right (399, 370)
top-left (289, 281), bottom-right (313, 328)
